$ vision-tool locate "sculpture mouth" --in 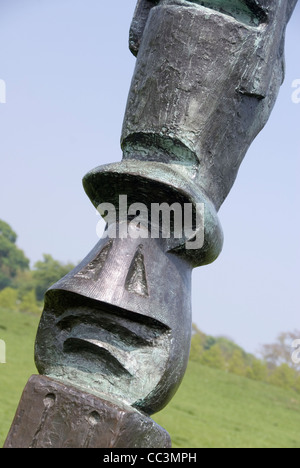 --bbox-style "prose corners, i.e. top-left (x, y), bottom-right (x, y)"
top-left (35, 289), bottom-right (172, 411)
top-left (183, 0), bottom-right (268, 27)
top-left (56, 307), bottom-right (169, 377)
